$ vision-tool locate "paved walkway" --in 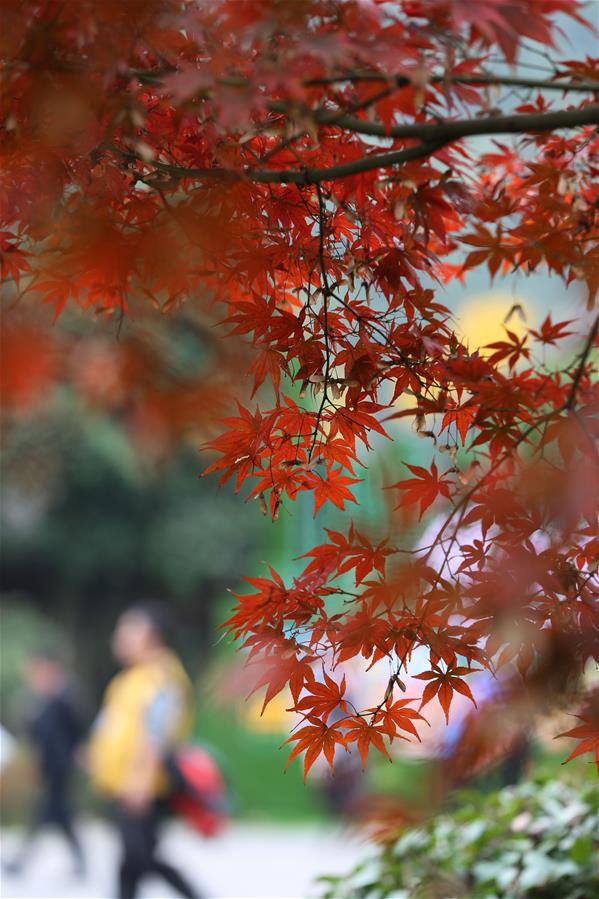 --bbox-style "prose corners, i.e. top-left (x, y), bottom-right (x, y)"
top-left (1, 820), bottom-right (361, 899)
